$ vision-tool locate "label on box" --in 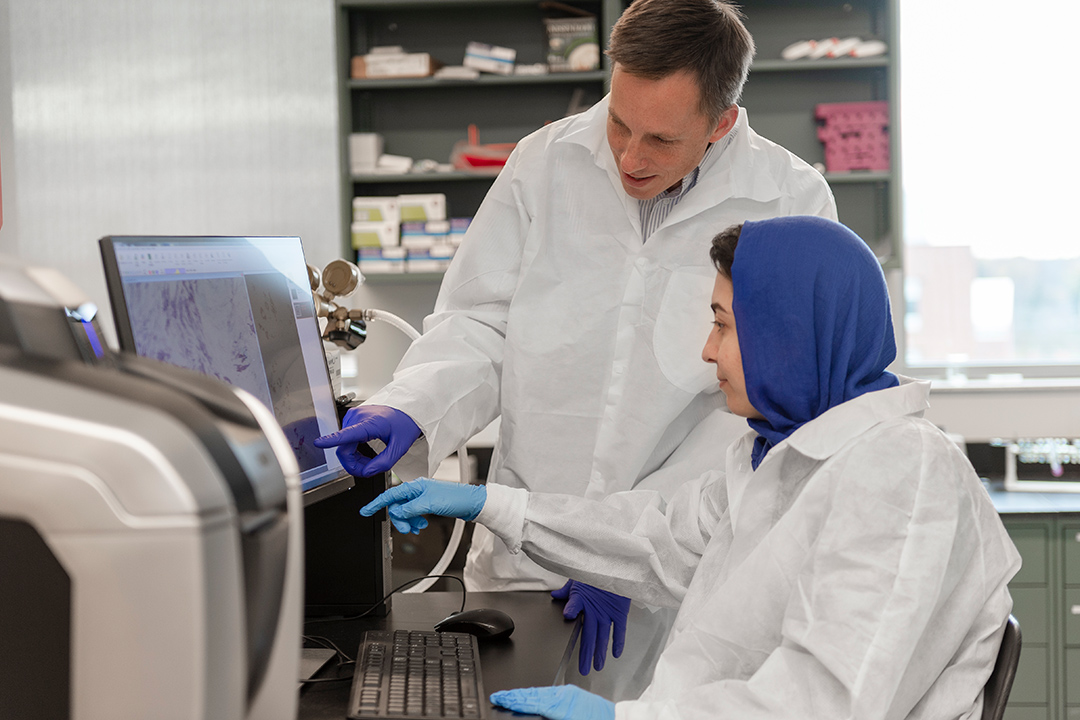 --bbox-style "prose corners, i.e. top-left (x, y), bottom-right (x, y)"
top-left (544, 17), bottom-right (599, 72)
top-left (352, 53), bottom-right (436, 79)
top-left (351, 220), bottom-right (399, 249)
top-left (463, 42), bottom-right (516, 76)
top-left (398, 193), bottom-right (447, 222)
top-left (357, 246), bottom-right (406, 273)
top-left (353, 196), bottom-right (400, 225)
